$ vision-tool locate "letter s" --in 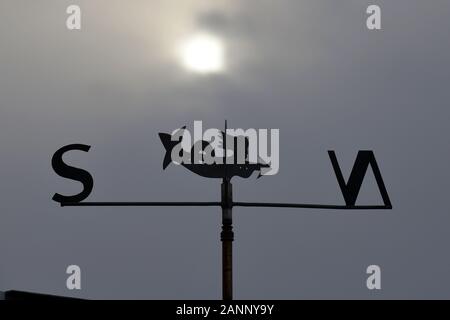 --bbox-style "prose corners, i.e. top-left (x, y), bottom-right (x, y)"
top-left (52, 144), bottom-right (93, 204)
